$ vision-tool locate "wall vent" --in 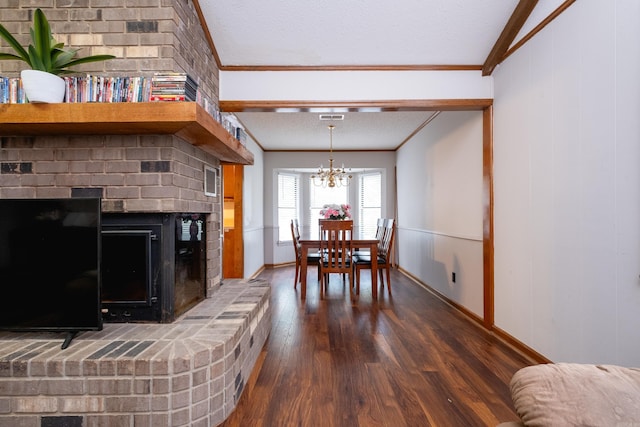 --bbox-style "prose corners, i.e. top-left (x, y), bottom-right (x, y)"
top-left (319, 114), bottom-right (344, 121)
